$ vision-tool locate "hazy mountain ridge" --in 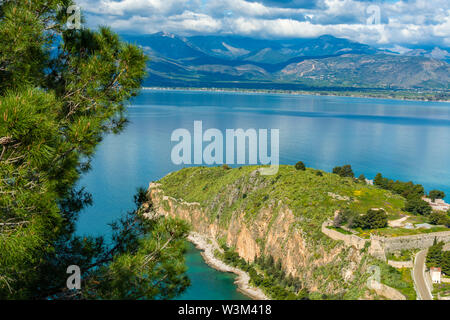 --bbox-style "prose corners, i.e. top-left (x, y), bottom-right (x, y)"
top-left (122, 32), bottom-right (450, 91)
